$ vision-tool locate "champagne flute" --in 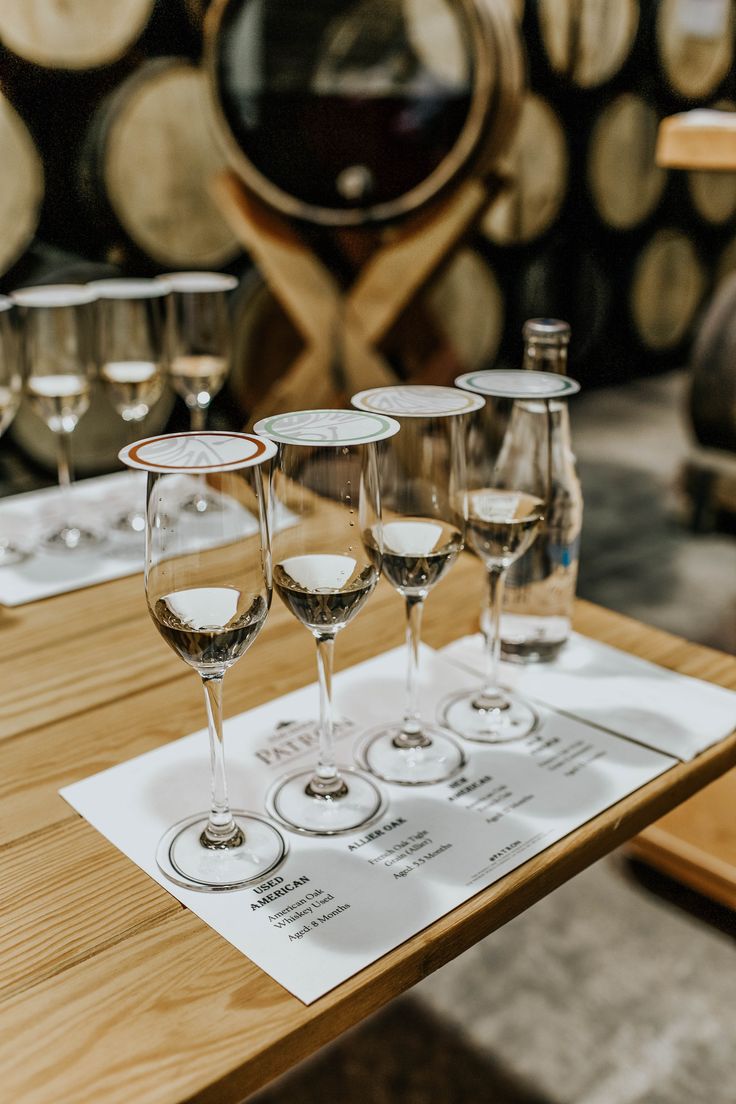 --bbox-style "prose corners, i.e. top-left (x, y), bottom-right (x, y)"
top-left (351, 385), bottom-right (484, 784)
top-left (441, 370), bottom-right (567, 742)
top-left (120, 429), bottom-right (287, 891)
top-left (0, 295), bottom-right (26, 566)
top-left (159, 271), bottom-right (237, 515)
top-left (90, 278), bottom-right (169, 536)
top-left (12, 284), bottom-right (100, 553)
top-left (255, 408), bottom-right (400, 836)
